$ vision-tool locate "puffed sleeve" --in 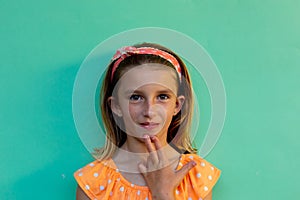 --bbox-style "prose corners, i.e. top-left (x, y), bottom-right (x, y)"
top-left (176, 154), bottom-right (221, 199)
top-left (74, 161), bottom-right (102, 199)
top-left (74, 160), bottom-right (119, 200)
